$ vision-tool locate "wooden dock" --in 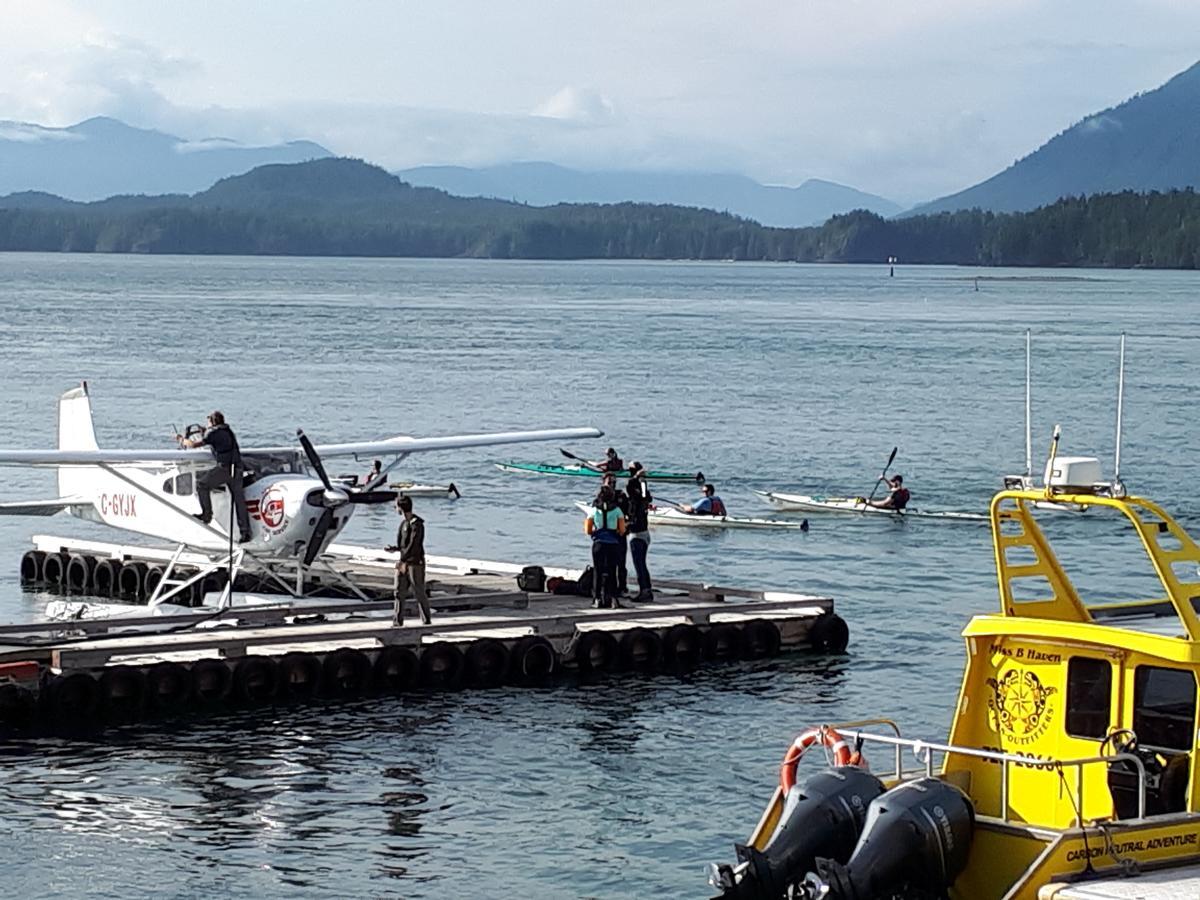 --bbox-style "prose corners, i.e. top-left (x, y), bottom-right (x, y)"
top-left (0, 534), bottom-right (849, 732)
